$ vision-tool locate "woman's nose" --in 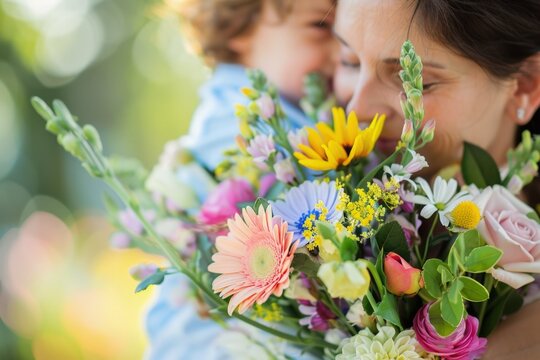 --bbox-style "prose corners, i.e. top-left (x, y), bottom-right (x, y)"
top-left (346, 75), bottom-right (399, 124)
